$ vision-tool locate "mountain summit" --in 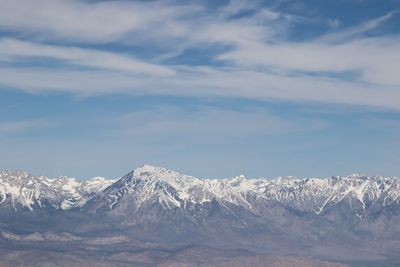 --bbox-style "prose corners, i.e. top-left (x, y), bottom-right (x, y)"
top-left (1, 166), bottom-right (399, 216)
top-left (0, 166), bottom-right (400, 265)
